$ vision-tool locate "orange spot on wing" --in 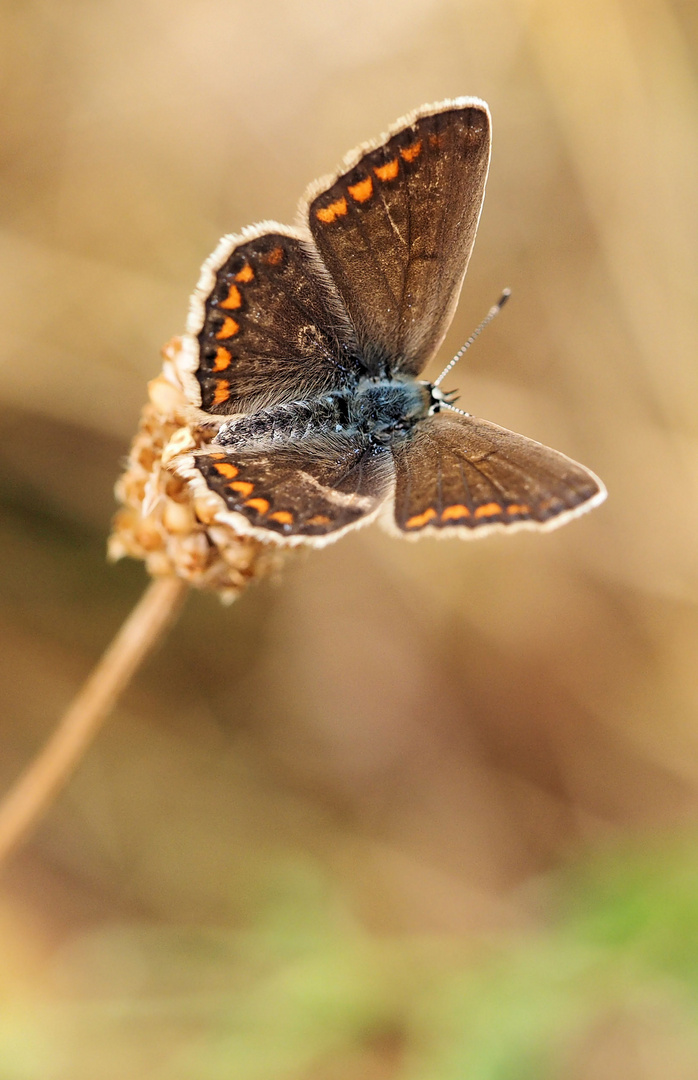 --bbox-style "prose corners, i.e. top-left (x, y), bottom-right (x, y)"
top-left (428, 132), bottom-right (443, 148)
top-left (244, 497), bottom-right (270, 515)
top-left (474, 502), bottom-right (503, 518)
top-left (405, 508), bottom-right (437, 529)
top-left (212, 347), bottom-right (231, 371)
top-left (506, 503), bottom-right (530, 515)
top-left (348, 176), bottom-right (373, 202)
top-left (400, 139), bottom-right (422, 163)
top-left (269, 510), bottom-right (293, 525)
top-left (306, 514), bottom-right (331, 526)
top-left (374, 158), bottom-right (399, 182)
top-left (441, 504), bottom-right (471, 521)
top-left (235, 265), bottom-right (254, 283)
top-left (220, 284), bottom-right (242, 309)
top-left (229, 480), bottom-right (254, 497)
top-left (212, 381), bottom-right (230, 406)
top-left (213, 462), bottom-right (238, 479)
top-left (265, 246), bottom-right (284, 265)
top-left (215, 317), bottom-right (240, 339)
top-left (316, 197), bottom-right (348, 224)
